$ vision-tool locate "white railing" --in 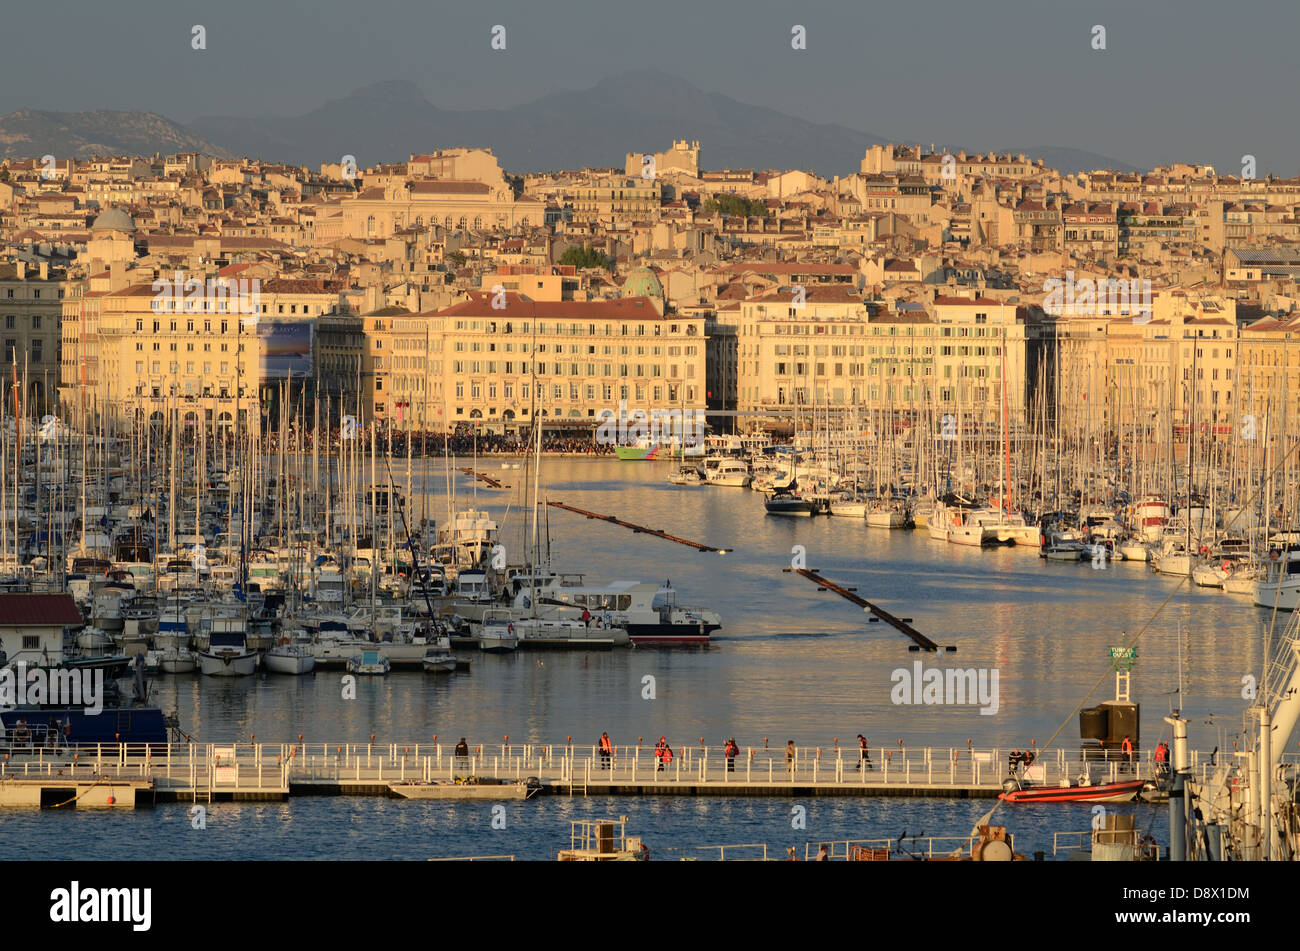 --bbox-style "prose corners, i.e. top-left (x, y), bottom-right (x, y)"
top-left (0, 741), bottom-right (1256, 794)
